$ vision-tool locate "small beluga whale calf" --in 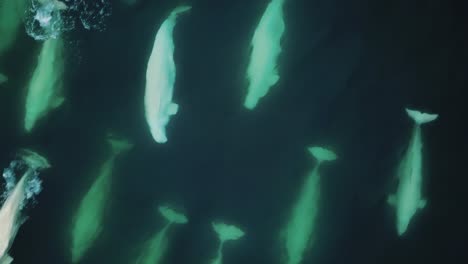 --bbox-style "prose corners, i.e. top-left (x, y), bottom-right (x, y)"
top-left (388, 108), bottom-right (438, 236)
top-left (209, 222), bottom-right (245, 264)
top-left (136, 206), bottom-right (188, 264)
top-left (282, 146), bottom-right (337, 264)
top-left (144, 5), bottom-right (191, 143)
top-left (24, 37), bottom-right (65, 132)
top-left (0, 149), bottom-right (50, 264)
top-left (70, 135), bottom-right (133, 263)
top-left (244, 0), bottom-right (286, 110)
